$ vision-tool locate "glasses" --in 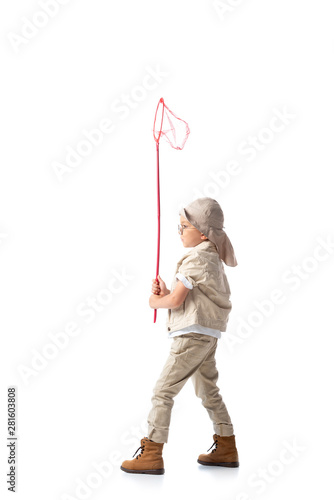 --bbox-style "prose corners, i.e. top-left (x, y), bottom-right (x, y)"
top-left (178, 224), bottom-right (198, 235)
